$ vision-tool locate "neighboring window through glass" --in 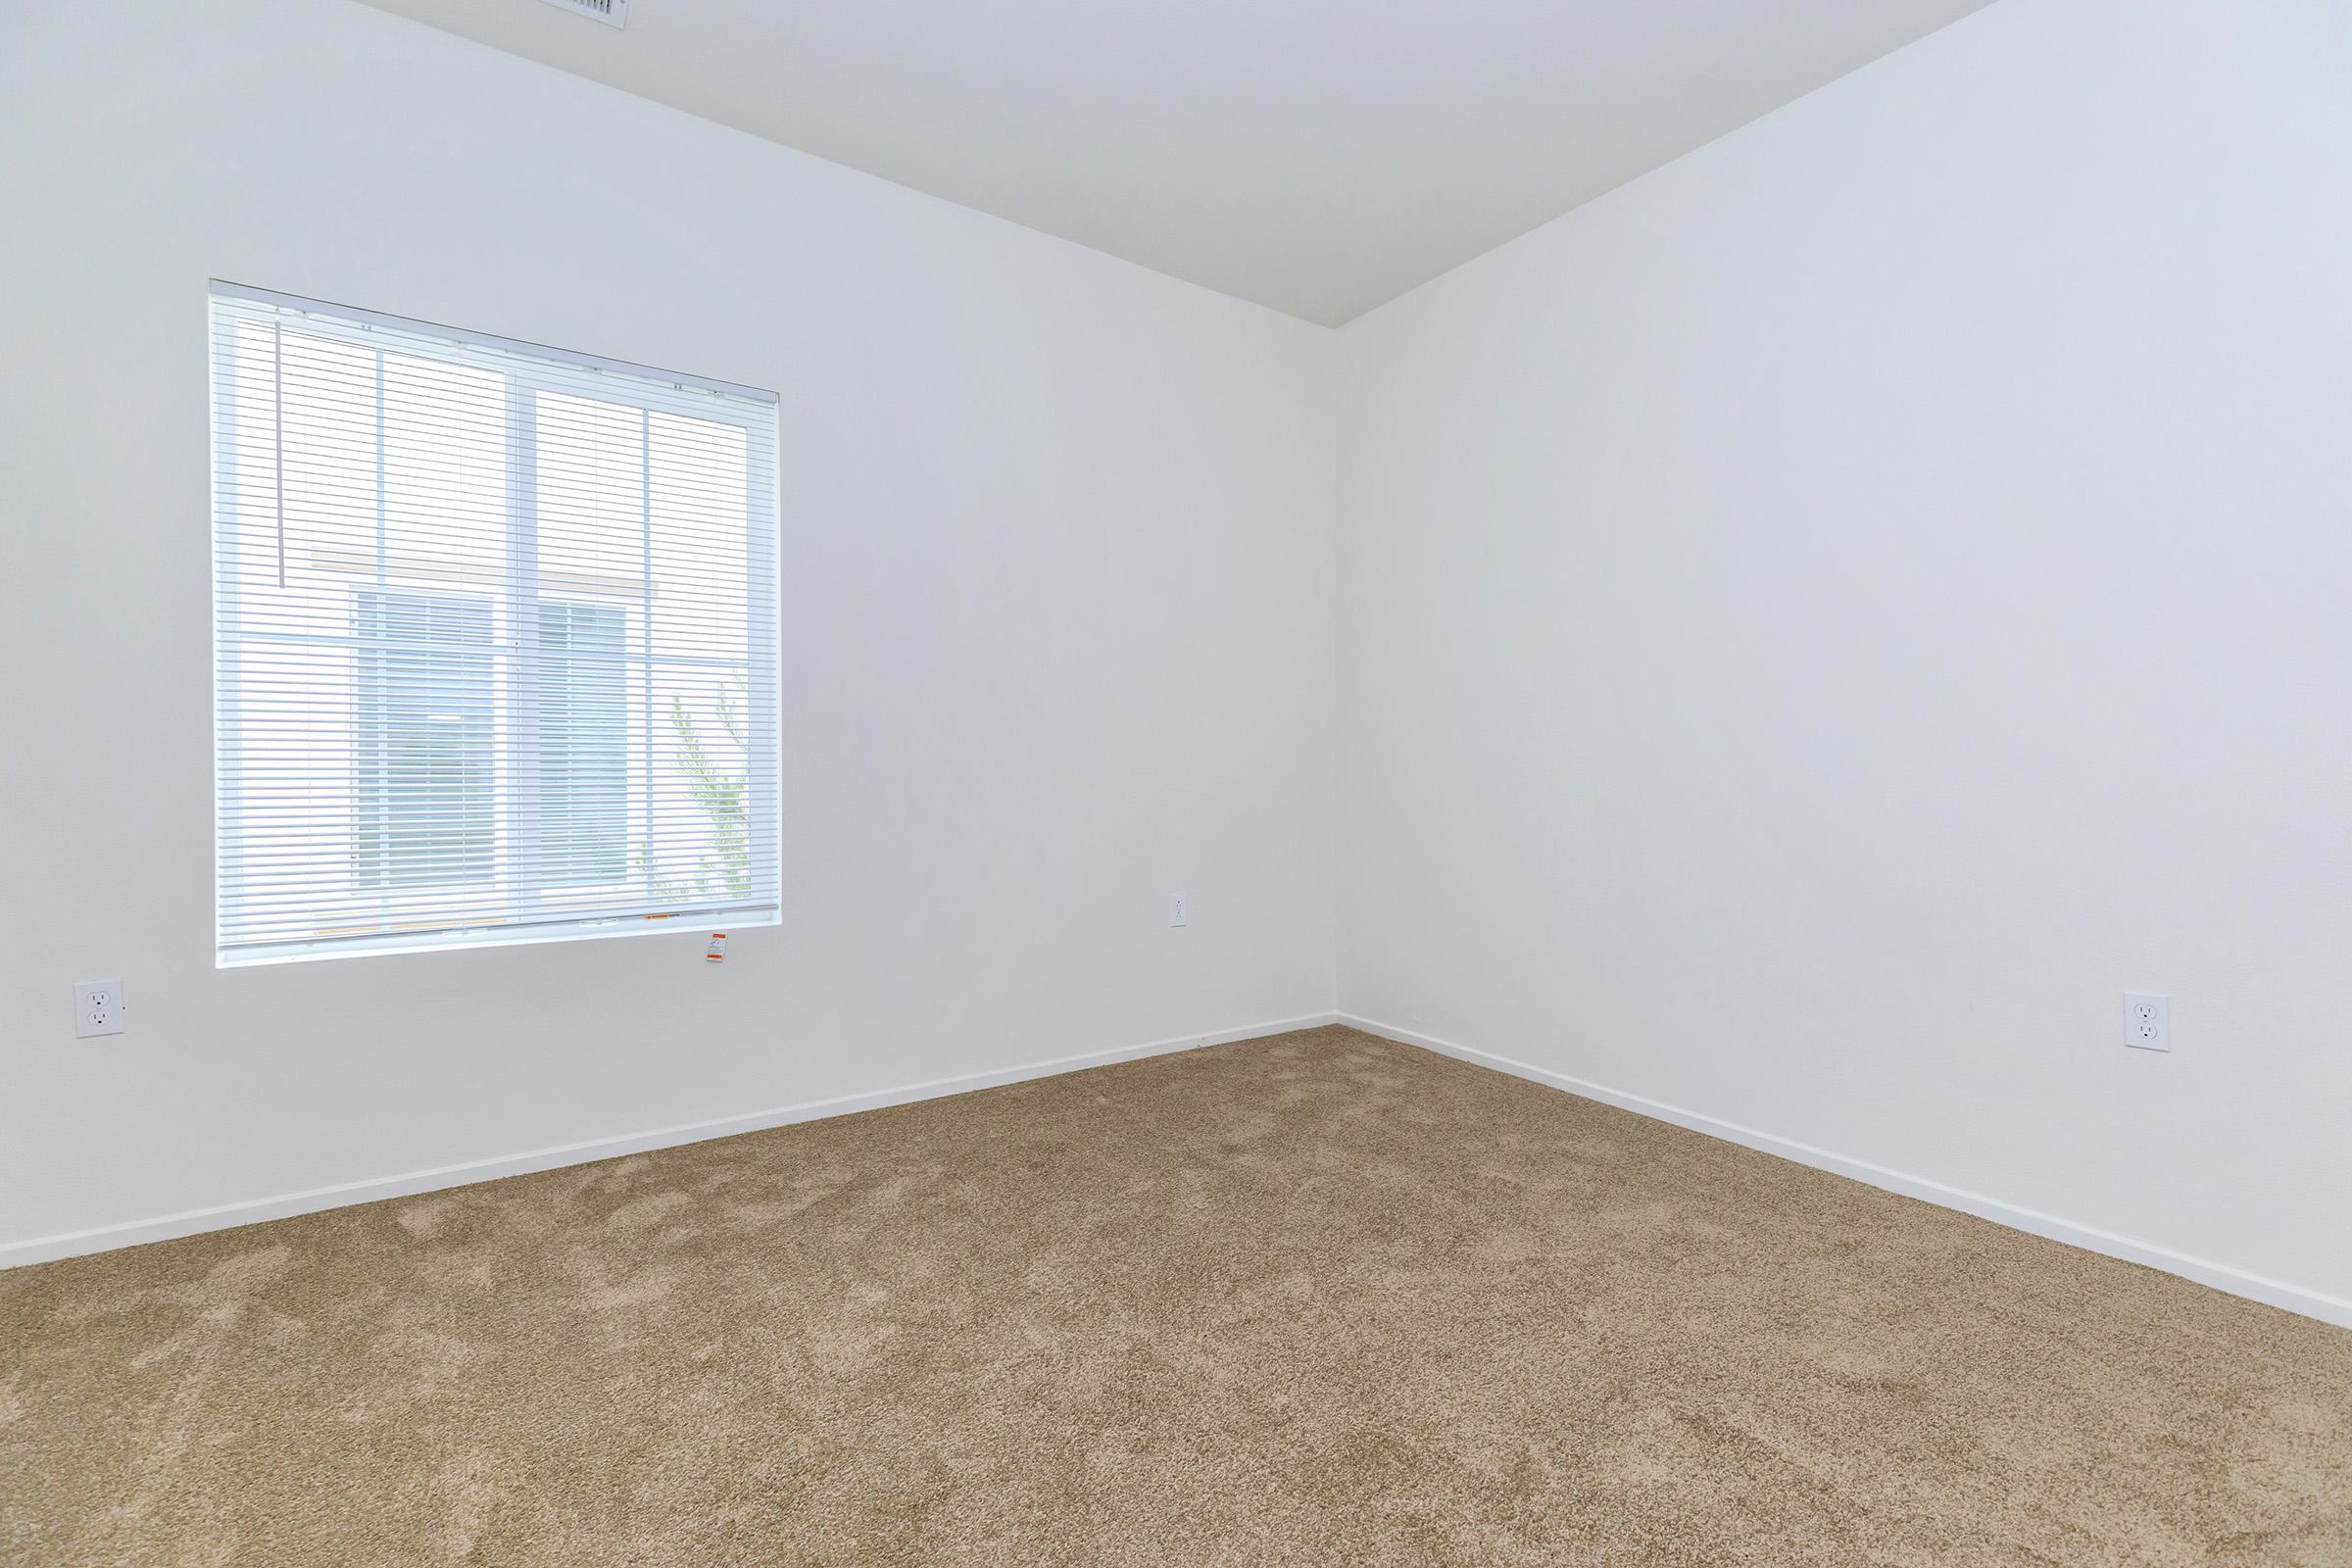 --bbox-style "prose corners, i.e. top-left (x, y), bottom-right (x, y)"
top-left (537, 601), bottom-right (628, 888)
top-left (351, 590), bottom-right (496, 891)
